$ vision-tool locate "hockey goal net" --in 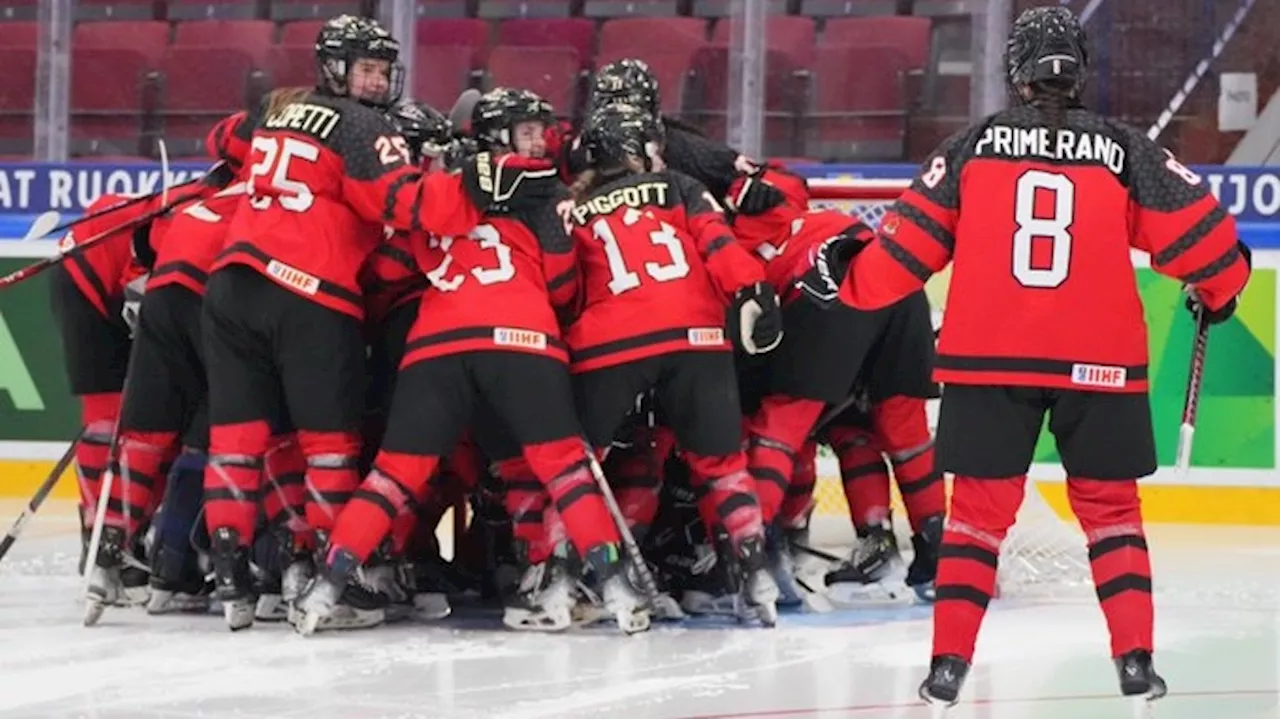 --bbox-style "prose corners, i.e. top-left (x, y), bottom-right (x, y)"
top-left (805, 178), bottom-right (1092, 595)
